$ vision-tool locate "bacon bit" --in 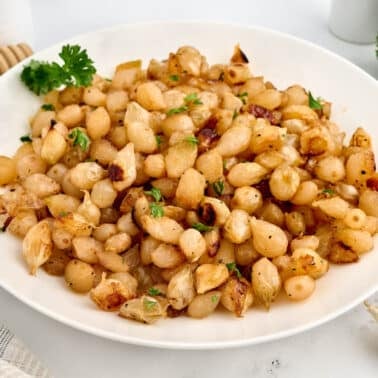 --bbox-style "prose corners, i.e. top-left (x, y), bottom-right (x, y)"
top-left (197, 128), bottom-right (219, 153)
top-left (230, 44), bottom-right (249, 64)
top-left (232, 277), bottom-right (250, 317)
top-left (106, 290), bottom-right (128, 310)
top-left (253, 179), bottom-right (272, 198)
top-left (203, 116), bottom-right (218, 129)
top-left (240, 265), bottom-right (252, 281)
top-left (366, 176), bottom-right (378, 191)
top-left (219, 194), bottom-right (232, 208)
top-left (167, 306), bottom-right (186, 318)
top-left (113, 189), bottom-right (128, 211)
top-left (35, 206), bottom-right (50, 221)
top-left (198, 203), bottom-right (216, 226)
top-left (1, 215), bottom-right (13, 232)
top-left (248, 104), bottom-right (282, 125)
top-left (108, 164), bottom-right (124, 182)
